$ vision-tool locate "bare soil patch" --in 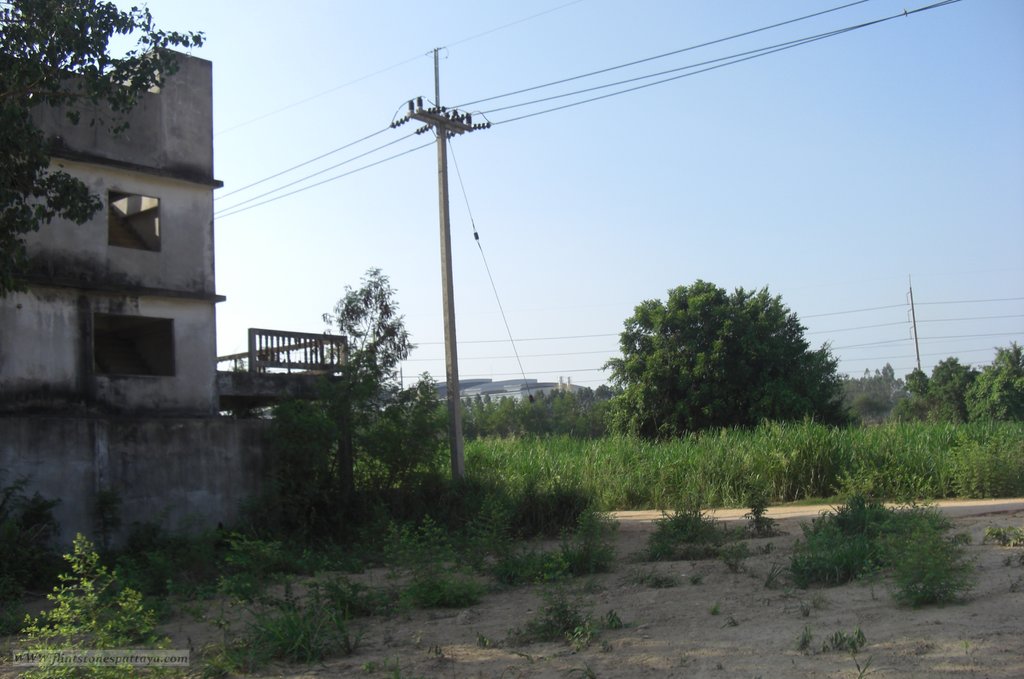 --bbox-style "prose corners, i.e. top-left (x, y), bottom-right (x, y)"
top-left (5, 501), bottom-right (1023, 678)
